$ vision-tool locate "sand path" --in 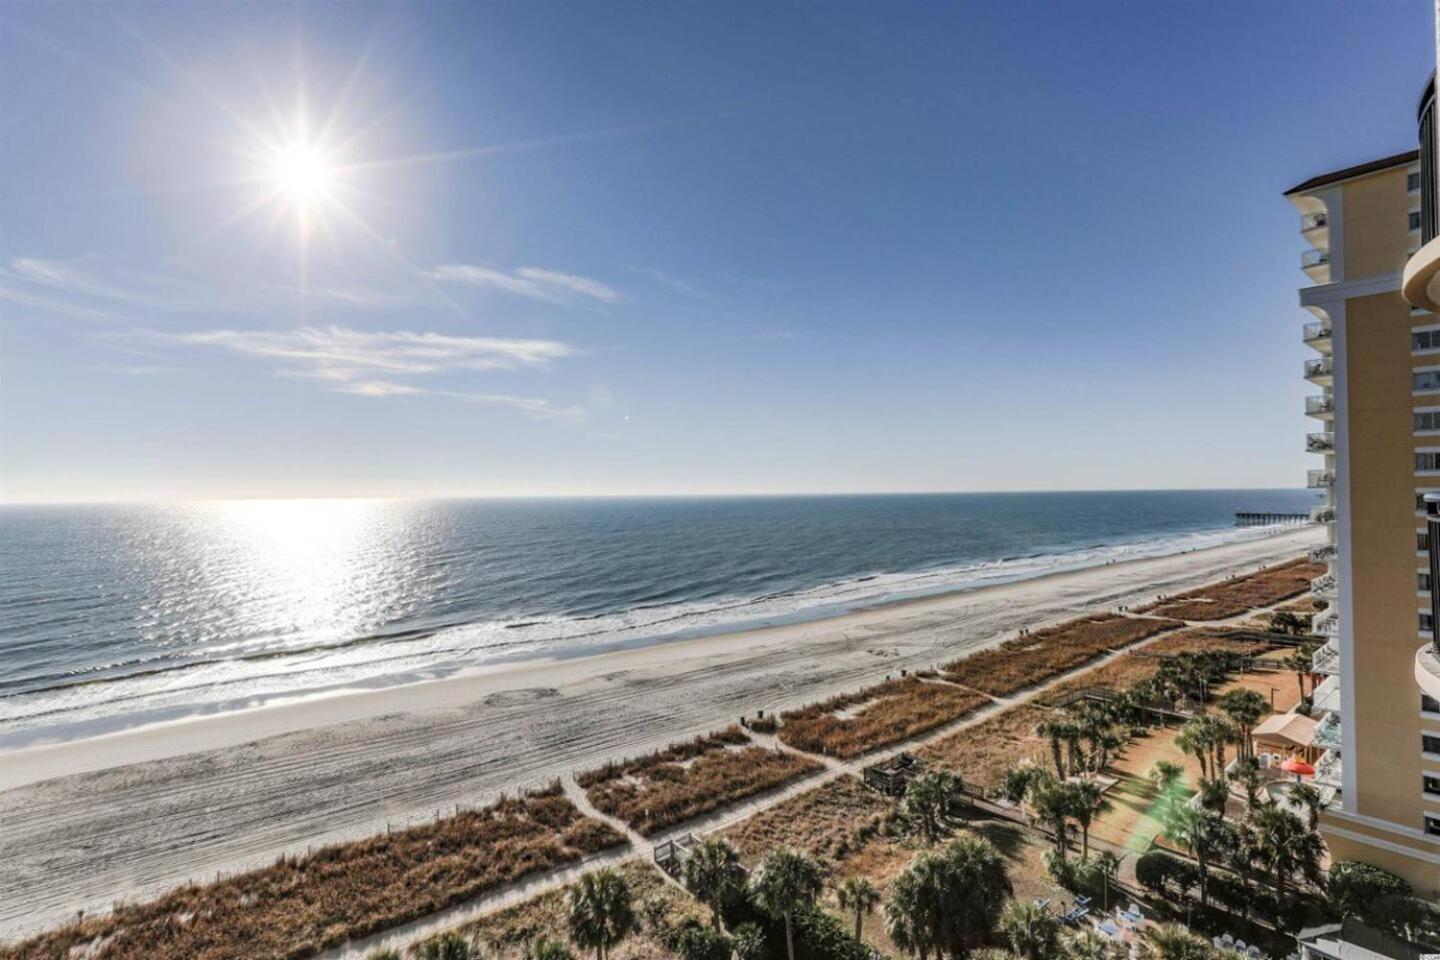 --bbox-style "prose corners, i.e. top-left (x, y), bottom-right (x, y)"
top-left (0, 526), bottom-right (1320, 940)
